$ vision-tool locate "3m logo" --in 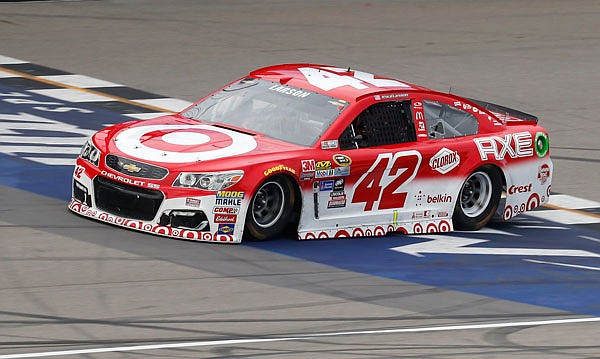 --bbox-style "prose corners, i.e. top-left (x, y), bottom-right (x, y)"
top-left (301, 159), bottom-right (316, 172)
top-left (429, 148), bottom-right (460, 174)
